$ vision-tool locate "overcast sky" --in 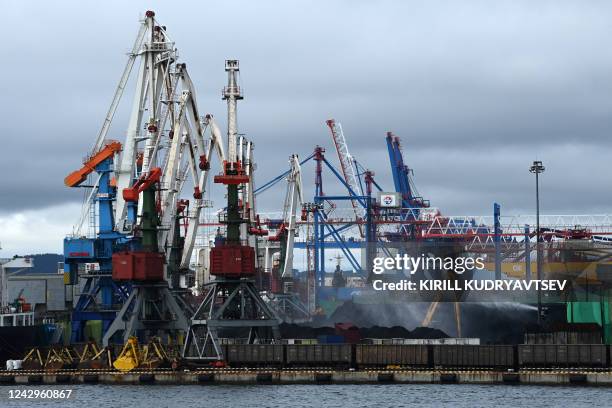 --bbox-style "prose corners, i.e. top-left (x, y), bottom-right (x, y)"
top-left (1, 0), bottom-right (611, 256)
